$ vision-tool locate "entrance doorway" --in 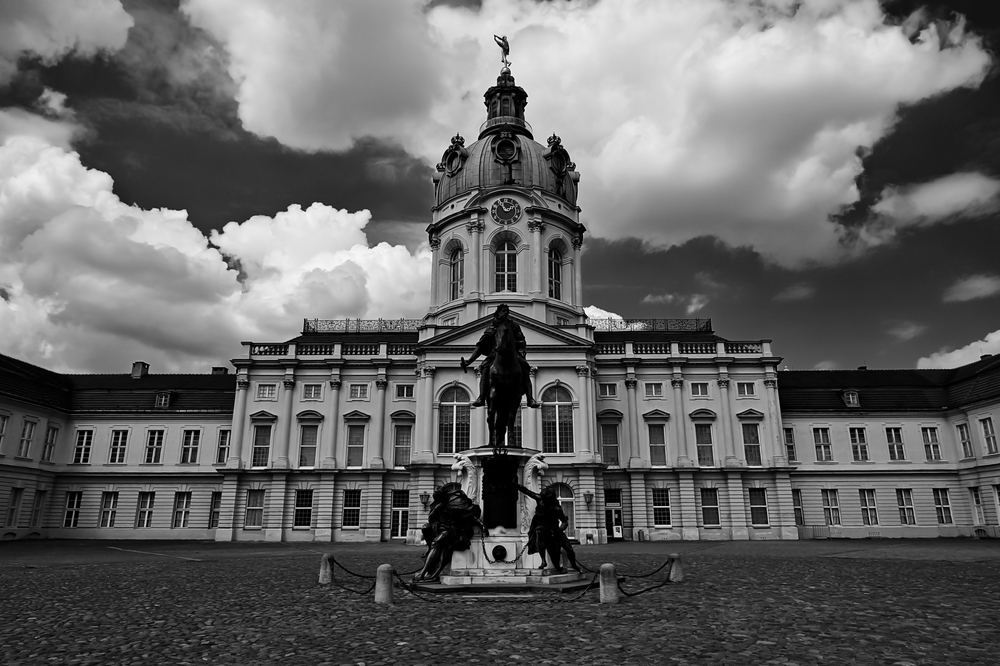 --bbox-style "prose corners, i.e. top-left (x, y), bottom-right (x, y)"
top-left (605, 508), bottom-right (623, 540)
top-left (390, 490), bottom-right (409, 539)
